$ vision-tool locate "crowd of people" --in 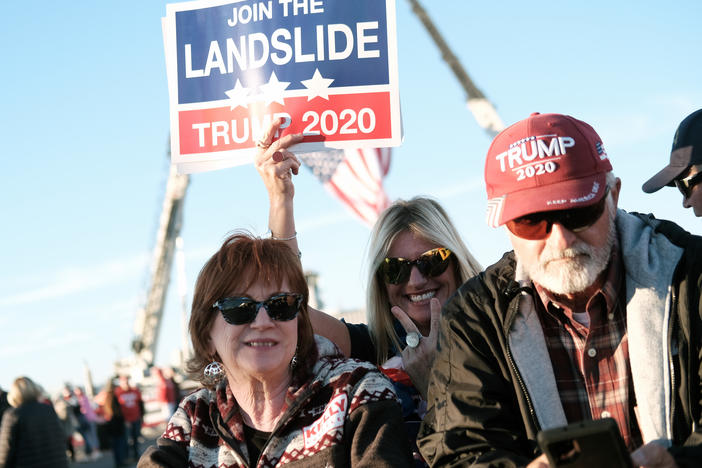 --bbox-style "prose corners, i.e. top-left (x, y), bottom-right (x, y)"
top-left (135, 109), bottom-right (701, 468)
top-left (0, 366), bottom-right (182, 468)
